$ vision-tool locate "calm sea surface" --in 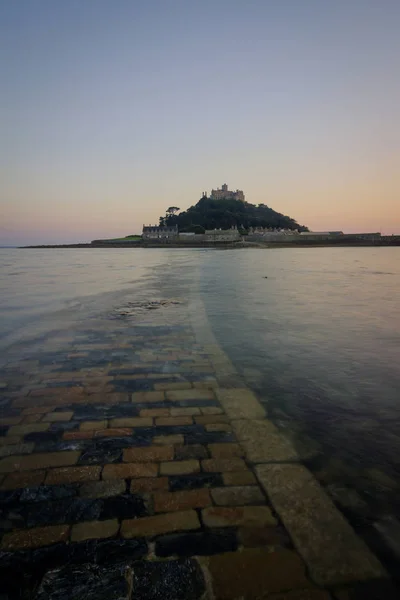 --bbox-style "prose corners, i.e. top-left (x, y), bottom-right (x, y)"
top-left (1, 247), bottom-right (400, 549)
